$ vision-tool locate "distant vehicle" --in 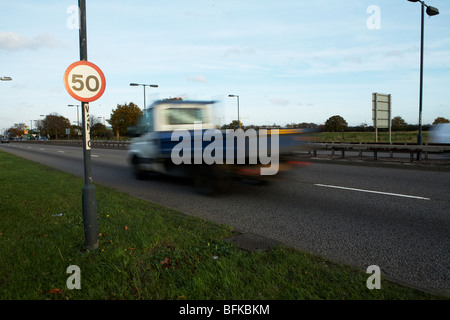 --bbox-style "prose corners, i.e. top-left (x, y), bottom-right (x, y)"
top-left (1, 137), bottom-right (9, 143)
top-left (39, 137), bottom-right (49, 141)
top-left (430, 123), bottom-right (450, 144)
top-left (128, 99), bottom-right (316, 194)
